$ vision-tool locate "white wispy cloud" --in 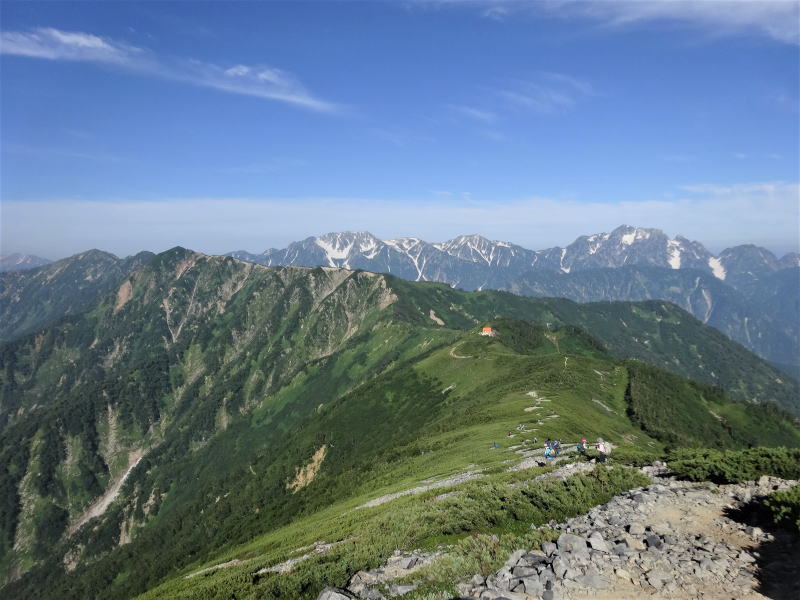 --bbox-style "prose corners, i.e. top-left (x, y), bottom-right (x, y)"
top-left (2, 142), bottom-right (127, 163)
top-left (497, 72), bottom-right (594, 114)
top-left (439, 0), bottom-right (800, 45)
top-left (553, 0), bottom-right (800, 46)
top-left (466, 0), bottom-right (800, 45)
top-left (447, 104), bottom-right (498, 122)
top-left (0, 27), bottom-right (340, 112)
top-left (4, 182), bottom-right (797, 258)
